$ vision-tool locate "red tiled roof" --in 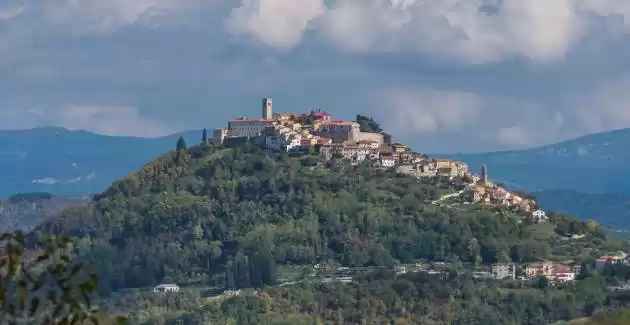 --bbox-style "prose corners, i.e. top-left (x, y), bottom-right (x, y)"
top-left (554, 265), bottom-right (571, 273)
